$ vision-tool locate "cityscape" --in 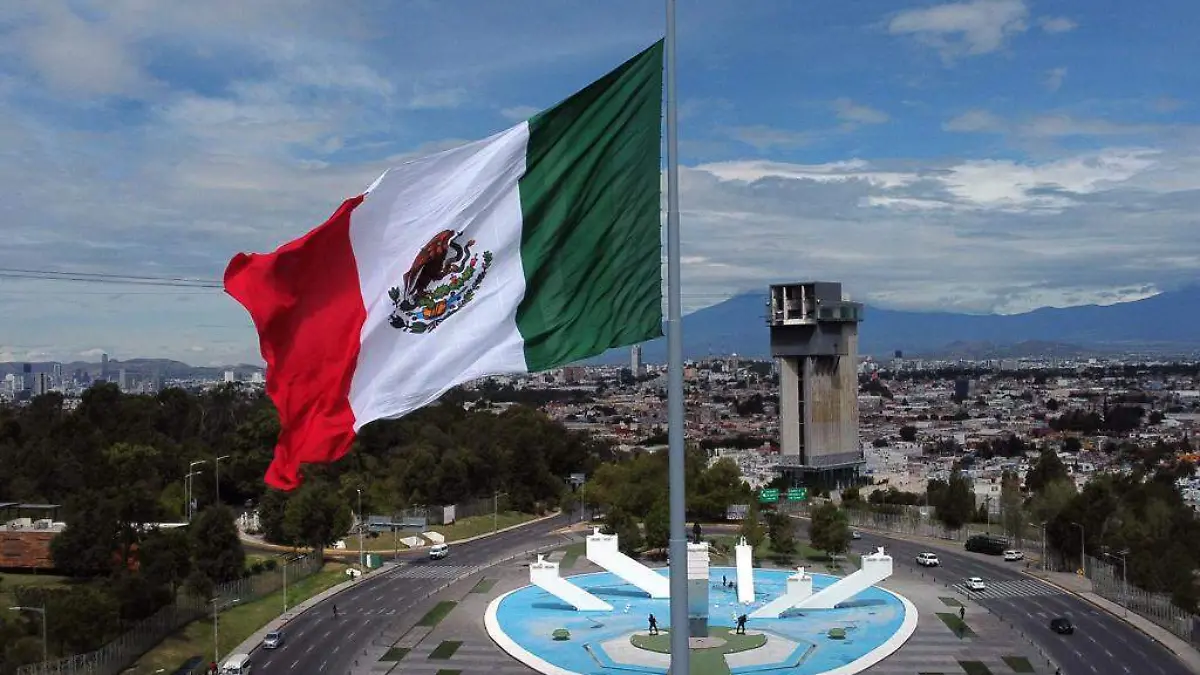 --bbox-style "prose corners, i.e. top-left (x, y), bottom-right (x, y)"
top-left (3, 2), bottom-right (1200, 675)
